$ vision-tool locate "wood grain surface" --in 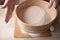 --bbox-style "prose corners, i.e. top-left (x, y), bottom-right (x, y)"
top-left (14, 19), bottom-right (51, 38)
